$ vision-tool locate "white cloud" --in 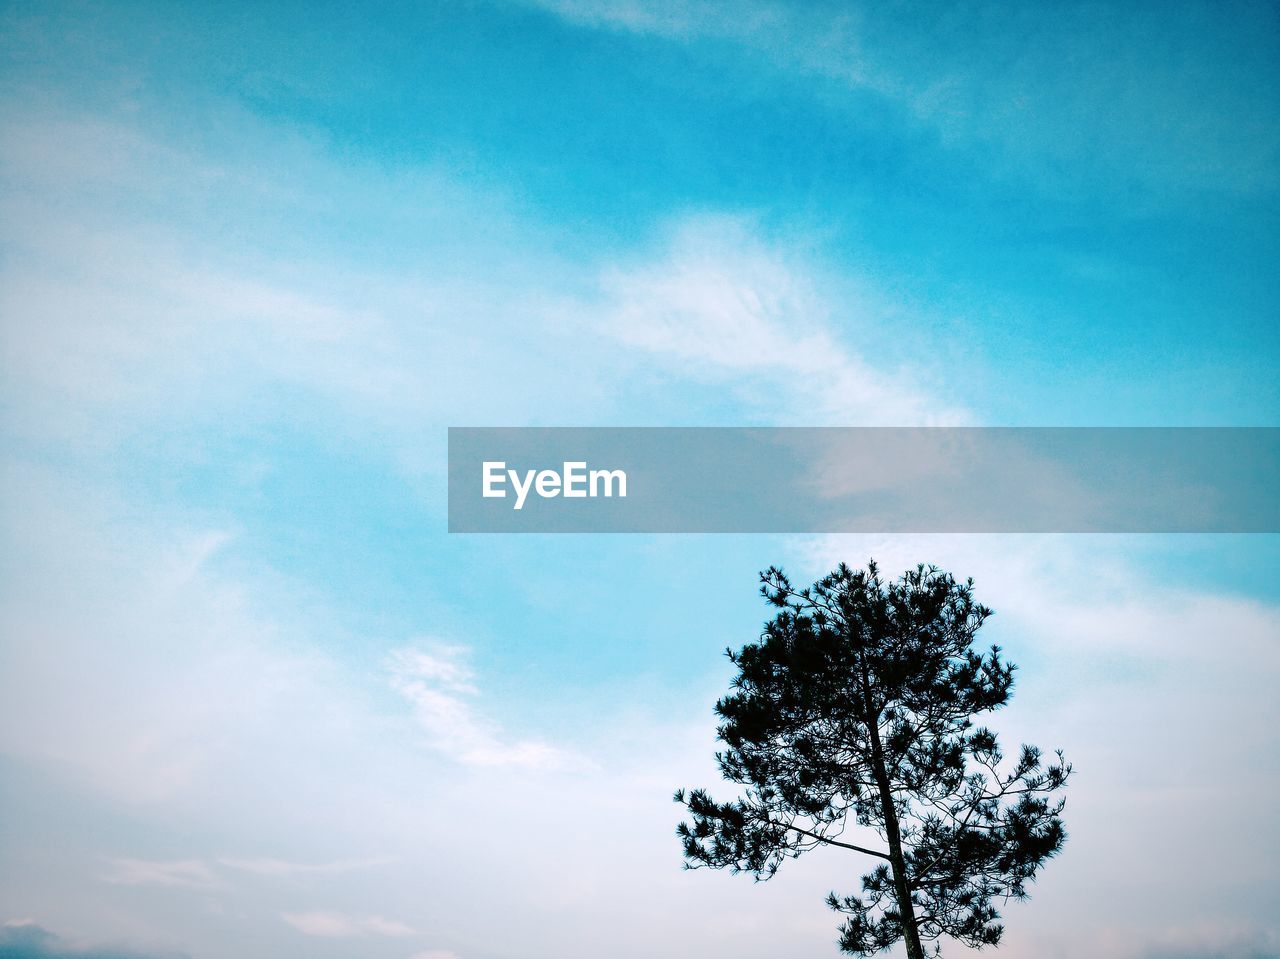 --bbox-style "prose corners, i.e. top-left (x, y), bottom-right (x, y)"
top-left (789, 534), bottom-right (1280, 659)
top-left (2, 108), bottom-right (972, 456)
top-left (599, 214), bottom-right (967, 426)
top-left (281, 911), bottom-right (416, 938)
top-left (216, 856), bottom-right (394, 878)
top-left (99, 855), bottom-right (394, 889)
top-left (389, 644), bottom-right (576, 770)
top-left (102, 859), bottom-right (219, 889)
top-left (0, 106), bottom-right (614, 459)
top-left (0, 470), bottom-right (335, 804)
